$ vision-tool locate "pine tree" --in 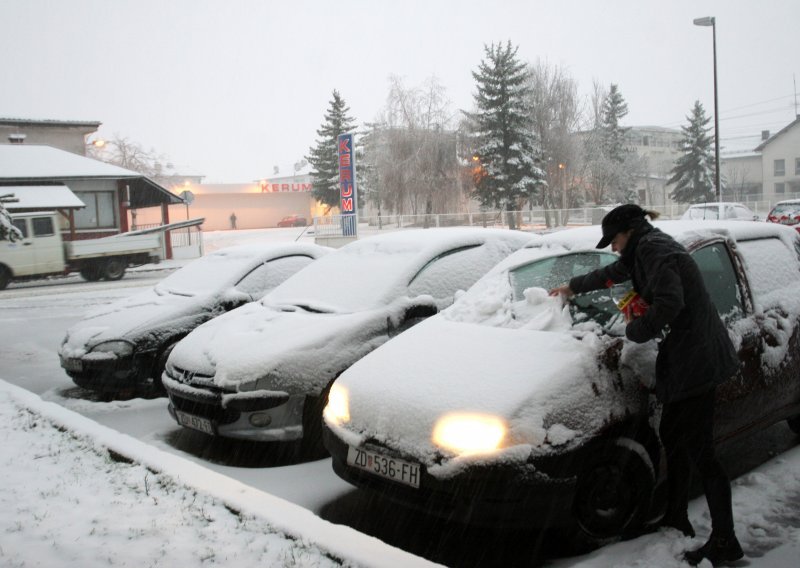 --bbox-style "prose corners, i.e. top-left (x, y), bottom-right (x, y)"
top-left (469, 41), bottom-right (546, 229)
top-left (668, 101), bottom-right (716, 204)
top-left (0, 198), bottom-right (22, 243)
top-left (601, 84), bottom-right (630, 163)
top-left (306, 90), bottom-right (357, 209)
